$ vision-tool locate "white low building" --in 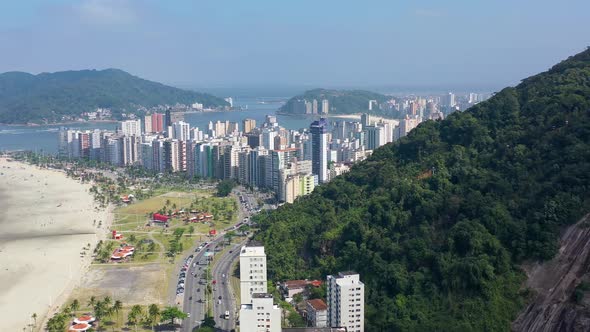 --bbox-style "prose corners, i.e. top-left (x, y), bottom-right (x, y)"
top-left (239, 293), bottom-right (281, 332)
